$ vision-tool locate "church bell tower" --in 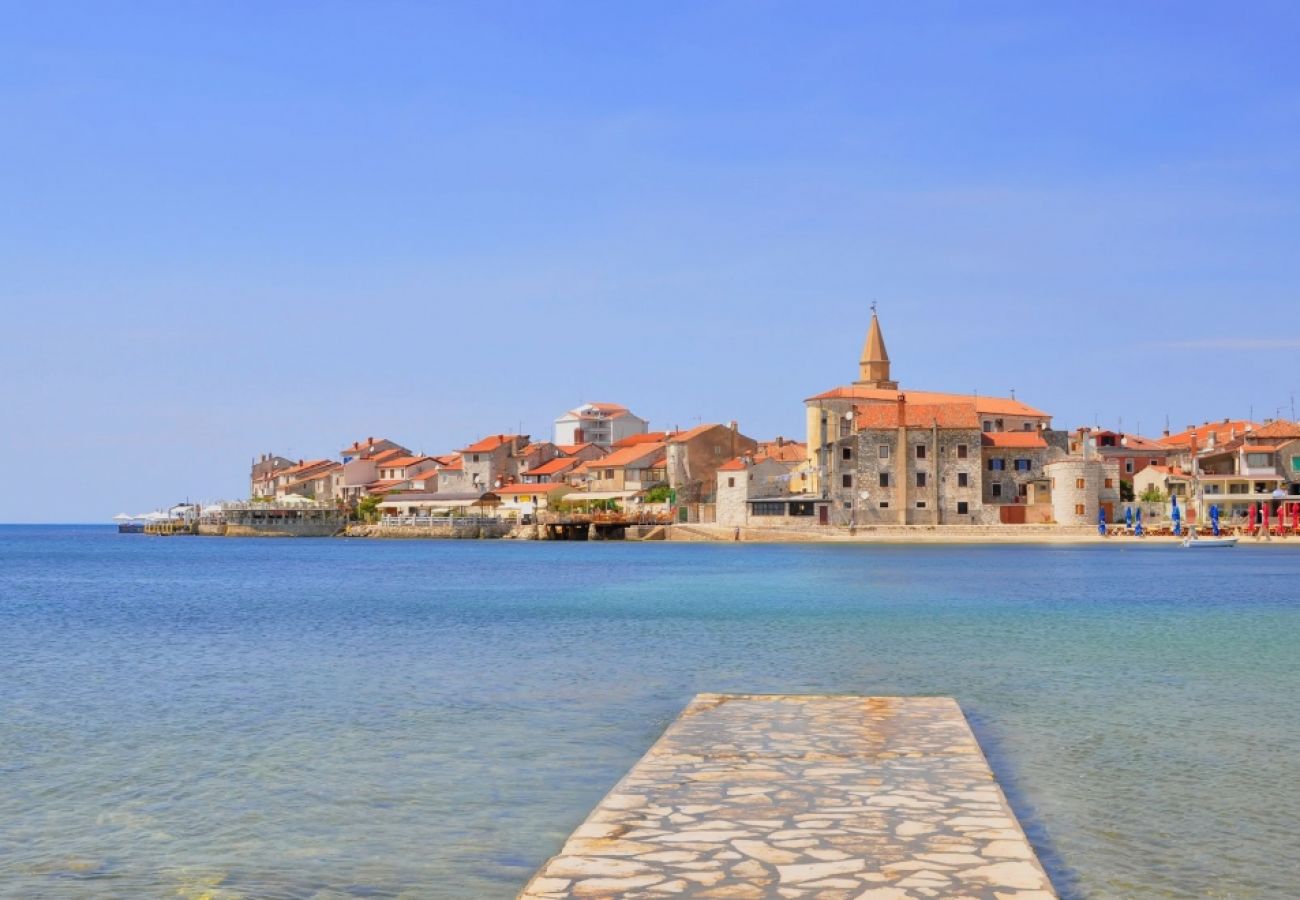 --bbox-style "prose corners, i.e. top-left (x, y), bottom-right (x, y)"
top-left (854, 305), bottom-right (898, 389)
